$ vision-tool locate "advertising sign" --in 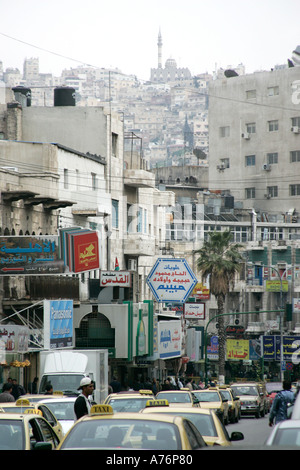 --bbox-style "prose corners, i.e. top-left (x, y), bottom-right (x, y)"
top-left (158, 320), bottom-right (182, 359)
top-left (100, 271), bottom-right (131, 287)
top-left (266, 280), bottom-right (288, 292)
top-left (262, 335), bottom-right (300, 362)
top-left (147, 258), bottom-right (197, 303)
top-left (227, 339), bottom-right (249, 360)
top-left (184, 302), bottom-right (205, 320)
top-left (0, 325), bottom-right (29, 355)
top-left (192, 281), bottom-right (210, 300)
top-left (0, 236), bottom-right (64, 275)
top-left (44, 300), bottom-right (73, 349)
